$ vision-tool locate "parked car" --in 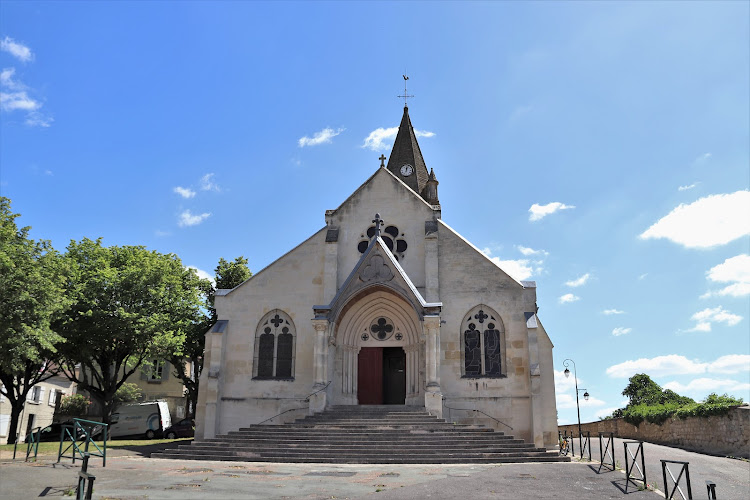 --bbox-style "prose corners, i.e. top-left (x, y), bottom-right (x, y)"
top-left (24, 422), bottom-right (79, 443)
top-left (163, 418), bottom-right (194, 439)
